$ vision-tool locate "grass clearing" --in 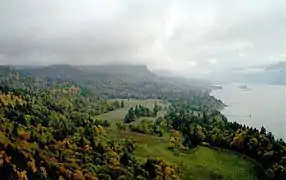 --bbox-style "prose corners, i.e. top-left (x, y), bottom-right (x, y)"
top-left (100, 99), bottom-right (260, 179)
top-left (95, 99), bottom-right (169, 127)
top-left (109, 98), bottom-right (169, 109)
top-left (94, 107), bottom-right (130, 126)
top-left (112, 131), bottom-right (259, 180)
